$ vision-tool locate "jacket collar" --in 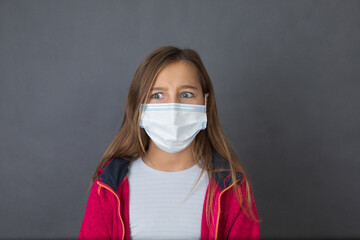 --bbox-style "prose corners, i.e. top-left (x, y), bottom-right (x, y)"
top-left (98, 149), bottom-right (244, 192)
